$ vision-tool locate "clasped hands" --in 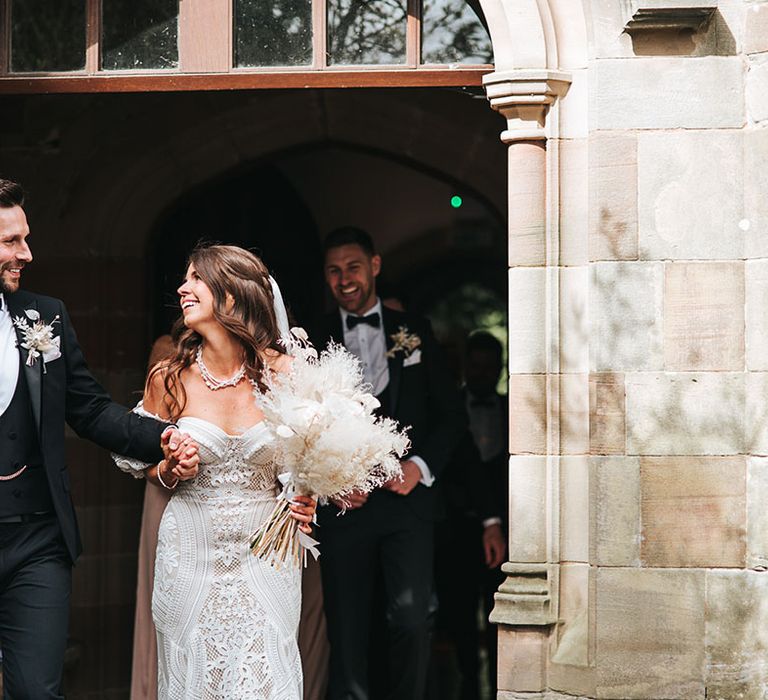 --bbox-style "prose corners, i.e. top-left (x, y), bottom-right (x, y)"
top-left (158, 429), bottom-right (317, 531)
top-left (333, 459), bottom-right (421, 510)
top-left (159, 428), bottom-right (200, 486)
